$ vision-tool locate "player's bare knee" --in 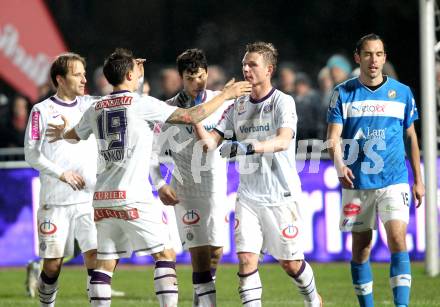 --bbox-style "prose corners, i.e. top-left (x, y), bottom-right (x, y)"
top-left (95, 259), bottom-right (117, 272)
top-left (351, 245), bottom-right (372, 263)
top-left (190, 246), bottom-right (211, 271)
top-left (279, 259), bottom-right (302, 275)
top-left (83, 249), bottom-right (97, 259)
top-left (43, 258), bottom-right (63, 277)
top-left (385, 220), bottom-right (407, 252)
top-left (210, 247), bottom-right (223, 269)
top-left (238, 252), bottom-right (258, 273)
top-left (387, 234), bottom-right (407, 253)
top-left (152, 248), bottom-right (176, 262)
top-left (83, 249), bottom-right (97, 268)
